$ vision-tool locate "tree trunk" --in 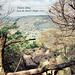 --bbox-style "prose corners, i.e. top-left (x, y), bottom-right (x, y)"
top-left (0, 32), bottom-right (7, 75)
